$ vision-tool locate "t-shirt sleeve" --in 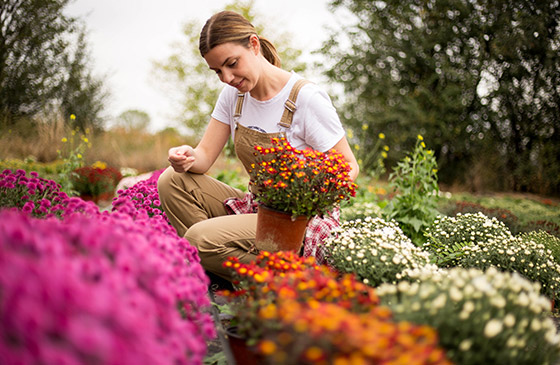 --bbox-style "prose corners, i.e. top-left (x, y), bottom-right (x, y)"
top-left (300, 88), bottom-right (346, 152)
top-left (211, 86), bottom-right (234, 125)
